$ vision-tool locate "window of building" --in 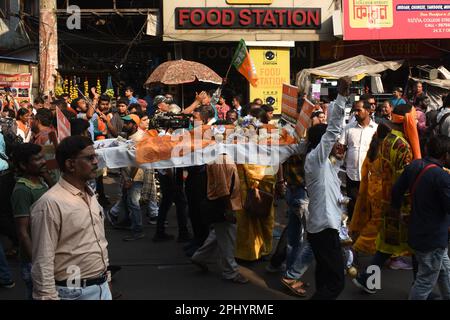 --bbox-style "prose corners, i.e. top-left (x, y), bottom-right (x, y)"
top-left (21, 0), bottom-right (38, 17)
top-left (0, 0), bottom-right (10, 19)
